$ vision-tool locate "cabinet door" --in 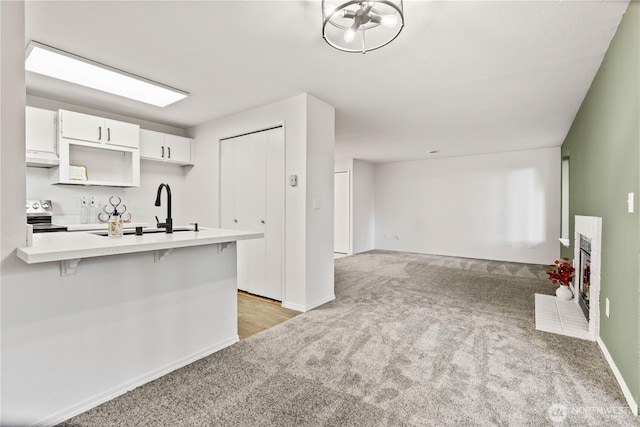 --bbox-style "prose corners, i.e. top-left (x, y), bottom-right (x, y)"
top-left (59, 110), bottom-right (103, 143)
top-left (26, 107), bottom-right (56, 153)
top-left (140, 129), bottom-right (165, 160)
top-left (105, 118), bottom-right (140, 148)
top-left (164, 134), bottom-right (192, 164)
